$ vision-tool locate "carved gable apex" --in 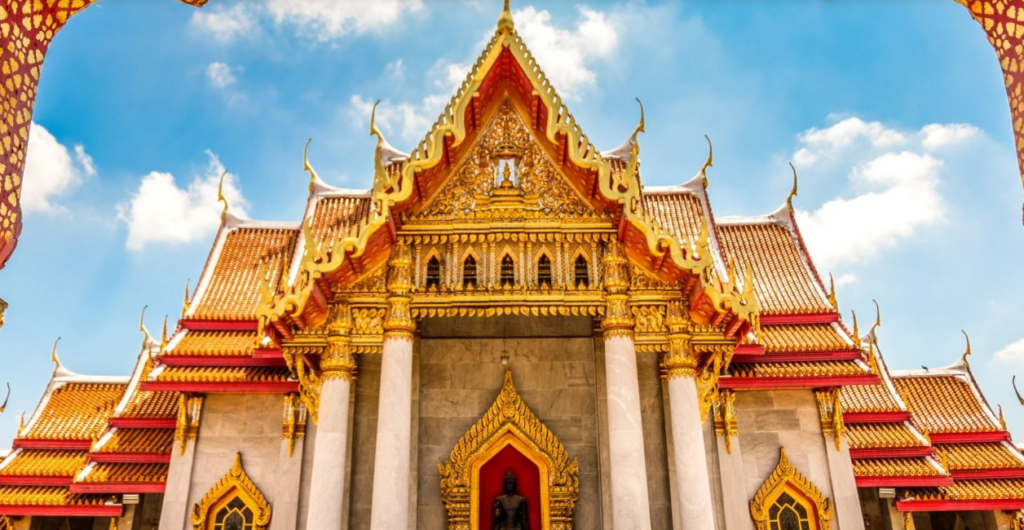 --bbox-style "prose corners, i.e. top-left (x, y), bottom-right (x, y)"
top-left (414, 100), bottom-right (596, 221)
